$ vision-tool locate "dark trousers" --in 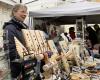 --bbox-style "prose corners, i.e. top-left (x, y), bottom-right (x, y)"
top-left (10, 62), bottom-right (22, 78)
